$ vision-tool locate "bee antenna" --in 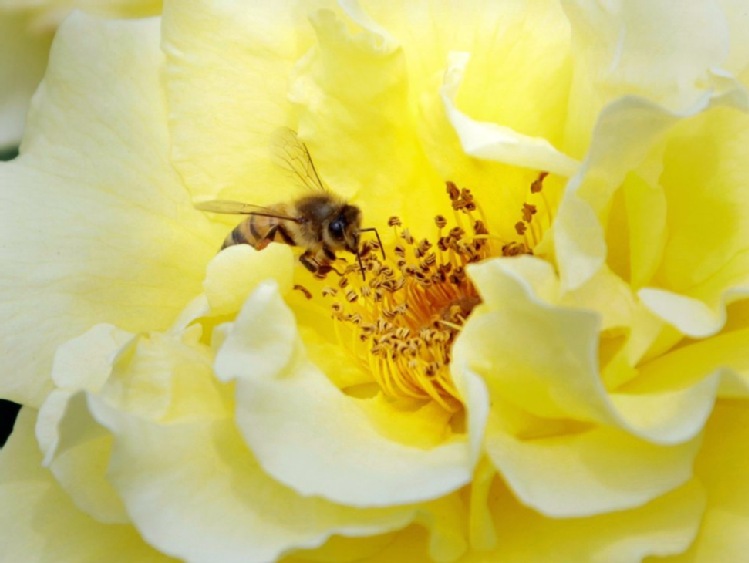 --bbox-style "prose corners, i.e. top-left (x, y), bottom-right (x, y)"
top-left (359, 227), bottom-right (385, 260)
top-left (357, 249), bottom-right (366, 281)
